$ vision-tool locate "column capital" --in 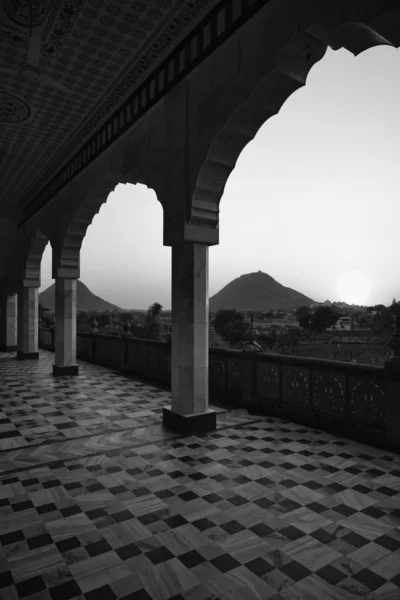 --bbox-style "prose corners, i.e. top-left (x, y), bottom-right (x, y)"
top-left (53, 268), bottom-right (79, 279)
top-left (21, 278), bottom-right (40, 288)
top-left (163, 219), bottom-right (219, 247)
